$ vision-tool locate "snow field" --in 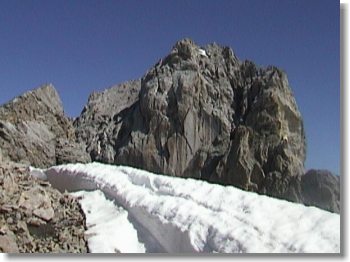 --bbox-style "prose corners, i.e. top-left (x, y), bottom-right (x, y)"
top-left (70, 190), bottom-right (145, 253)
top-left (43, 162), bottom-right (340, 253)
